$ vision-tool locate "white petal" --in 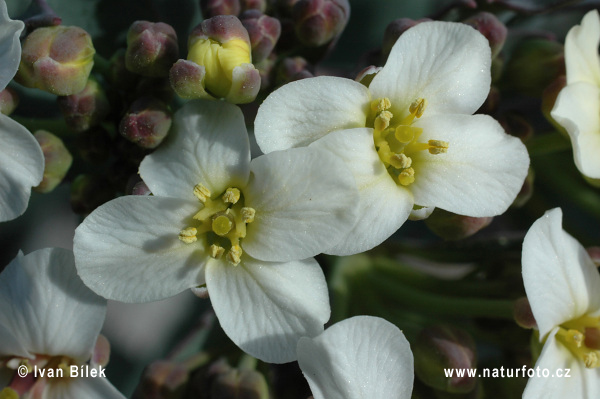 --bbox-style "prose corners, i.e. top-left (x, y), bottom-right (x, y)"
top-left (409, 114), bottom-right (529, 216)
top-left (206, 256), bottom-right (330, 364)
top-left (254, 76), bottom-right (371, 153)
top-left (297, 316), bottom-right (414, 399)
top-left (0, 114), bottom-right (44, 222)
top-left (522, 208), bottom-right (600, 338)
top-left (74, 196), bottom-right (208, 303)
top-left (523, 328), bottom-right (600, 399)
top-left (0, 248), bottom-right (106, 363)
top-left (242, 147), bottom-right (359, 262)
top-left (551, 82), bottom-right (600, 179)
top-left (43, 376), bottom-right (126, 399)
top-left (564, 10), bottom-right (600, 86)
top-left (309, 128), bottom-right (413, 255)
top-left (140, 100), bottom-right (251, 201)
top-left (0, 0), bottom-right (24, 91)
top-left (370, 21), bottom-right (491, 117)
